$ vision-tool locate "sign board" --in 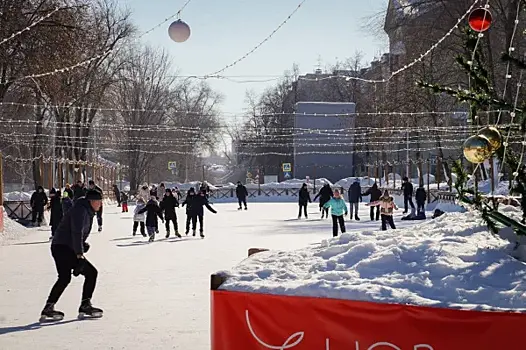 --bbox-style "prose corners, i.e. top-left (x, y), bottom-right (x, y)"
top-left (168, 161), bottom-right (177, 170)
top-left (284, 172), bottom-right (291, 179)
top-left (282, 163), bottom-right (292, 173)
